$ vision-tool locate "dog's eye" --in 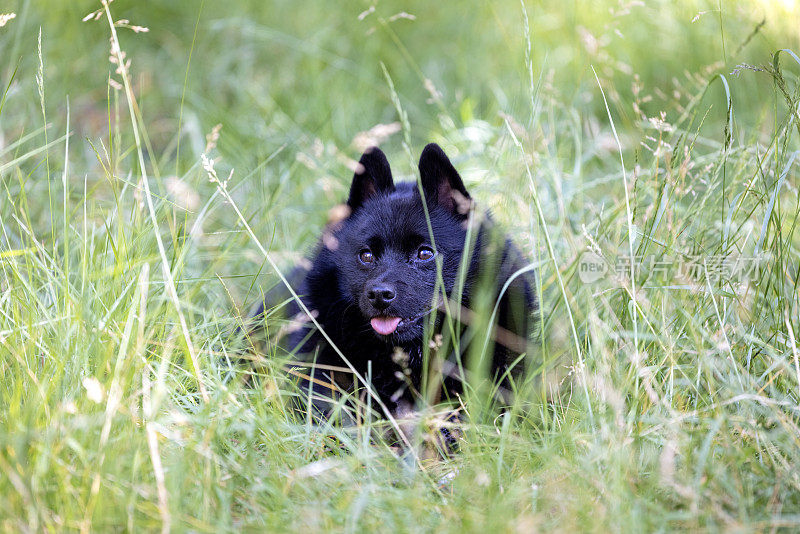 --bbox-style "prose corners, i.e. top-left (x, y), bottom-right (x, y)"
top-left (359, 249), bottom-right (374, 264)
top-left (417, 246), bottom-right (435, 261)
